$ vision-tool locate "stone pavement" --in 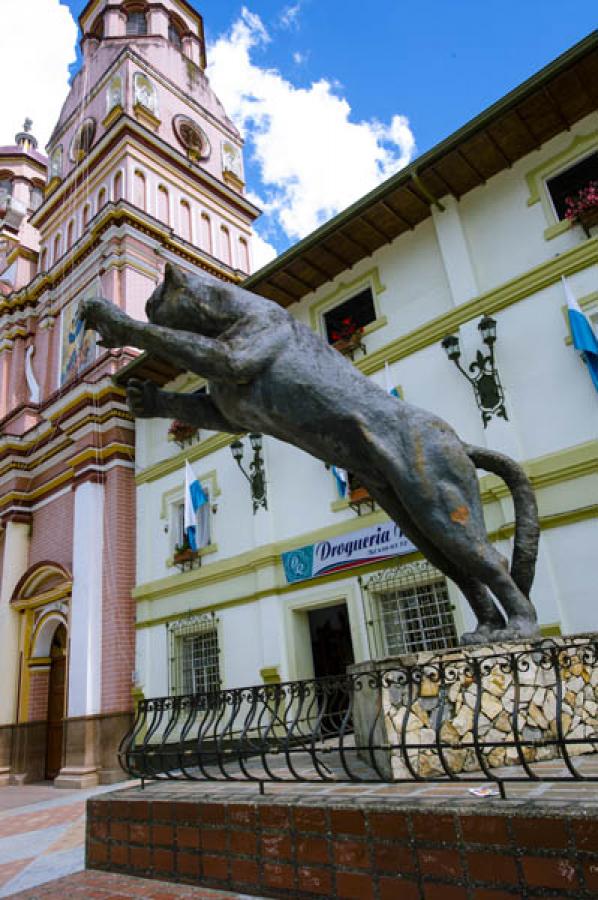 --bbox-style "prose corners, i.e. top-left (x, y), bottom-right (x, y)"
top-left (0, 782), bottom-right (263, 900)
top-left (6, 870), bottom-right (259, 898)
top-left (0, 781), bottom-right (134, 897)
